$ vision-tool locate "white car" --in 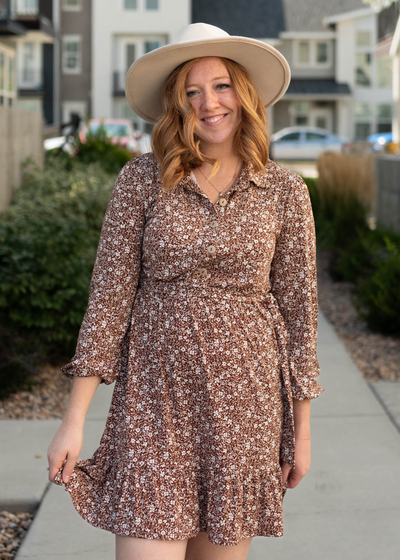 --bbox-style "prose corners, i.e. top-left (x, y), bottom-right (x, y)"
top-left (271, 126), bottom-right (345, 160)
